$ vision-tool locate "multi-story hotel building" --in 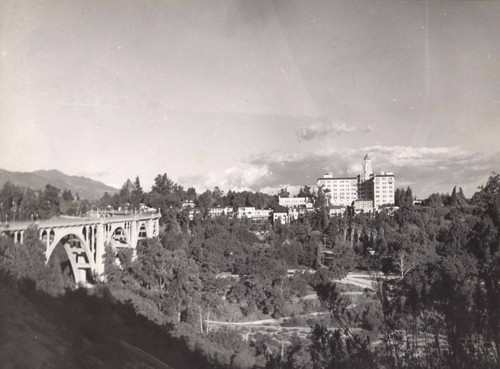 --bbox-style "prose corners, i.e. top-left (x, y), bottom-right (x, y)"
top-left (317, 155), bottom-right (395, 210)
top-left (373, 172), bottom-right (395, 208)
top-left (317, 174), bottom-right (358, 207)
